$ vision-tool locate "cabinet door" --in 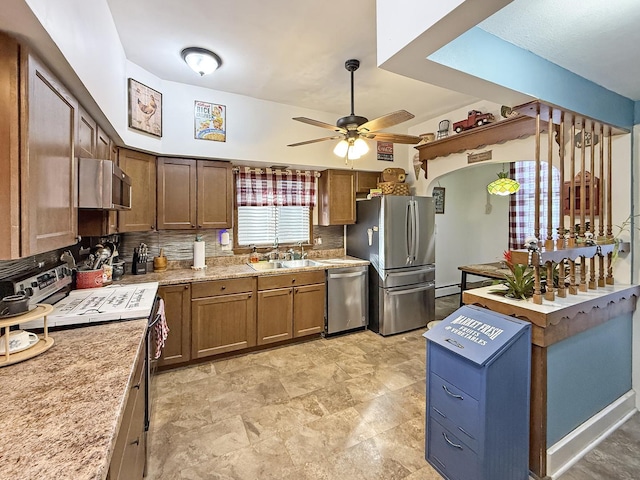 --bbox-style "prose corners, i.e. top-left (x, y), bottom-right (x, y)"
top-left (77, 106), bottom-right (96, 158)
top-left (0, 34), bottom-right (21, 259)
top-left (96, 125), bottom-right (110, 159)
top-left (21, 52), bottom-right (78, 257)
top-left (257, 287), bottom-right (293, 345)
top-left (293, 282), bottom-right (325, 337)
top-left (118, 148), bottom-right (156, 232)
top-left (158, 284), bottom-right (191, 367)
top-left (192, 291), bottom-right (256, 357)
top-left (157, 157), bottom-right (197, 229)
top-left (197, 160), bottom-right (233, 229)
top-left (318, 169), bottom-right (356, 225)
